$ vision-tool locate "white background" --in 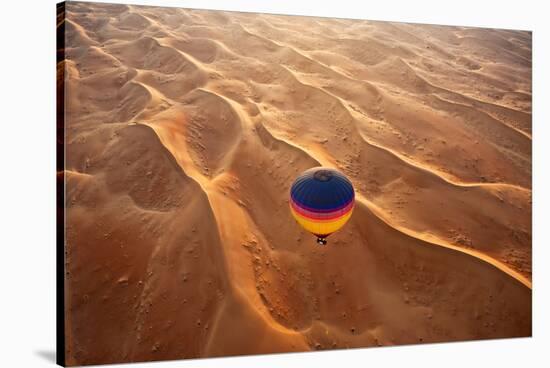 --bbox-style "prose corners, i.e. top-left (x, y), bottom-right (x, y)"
top-left (1, 0), bottom-right (548, 367)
